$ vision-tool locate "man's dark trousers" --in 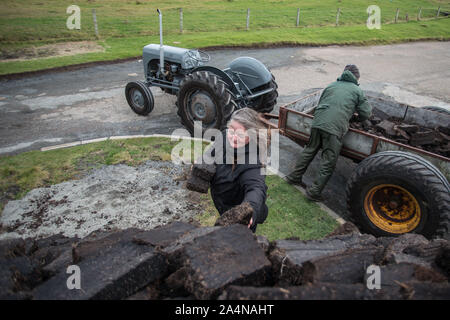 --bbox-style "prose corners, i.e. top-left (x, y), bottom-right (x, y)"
top-left (288, 128), bottom-right (343, 197)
